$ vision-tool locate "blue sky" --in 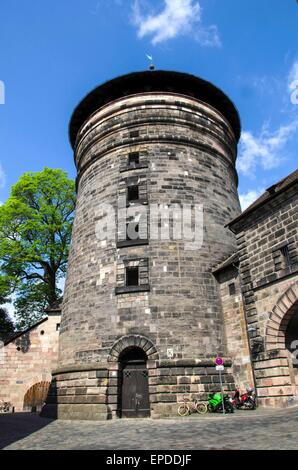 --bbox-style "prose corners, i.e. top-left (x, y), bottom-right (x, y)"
top-left (0, 0), bottom-right (297, 212)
